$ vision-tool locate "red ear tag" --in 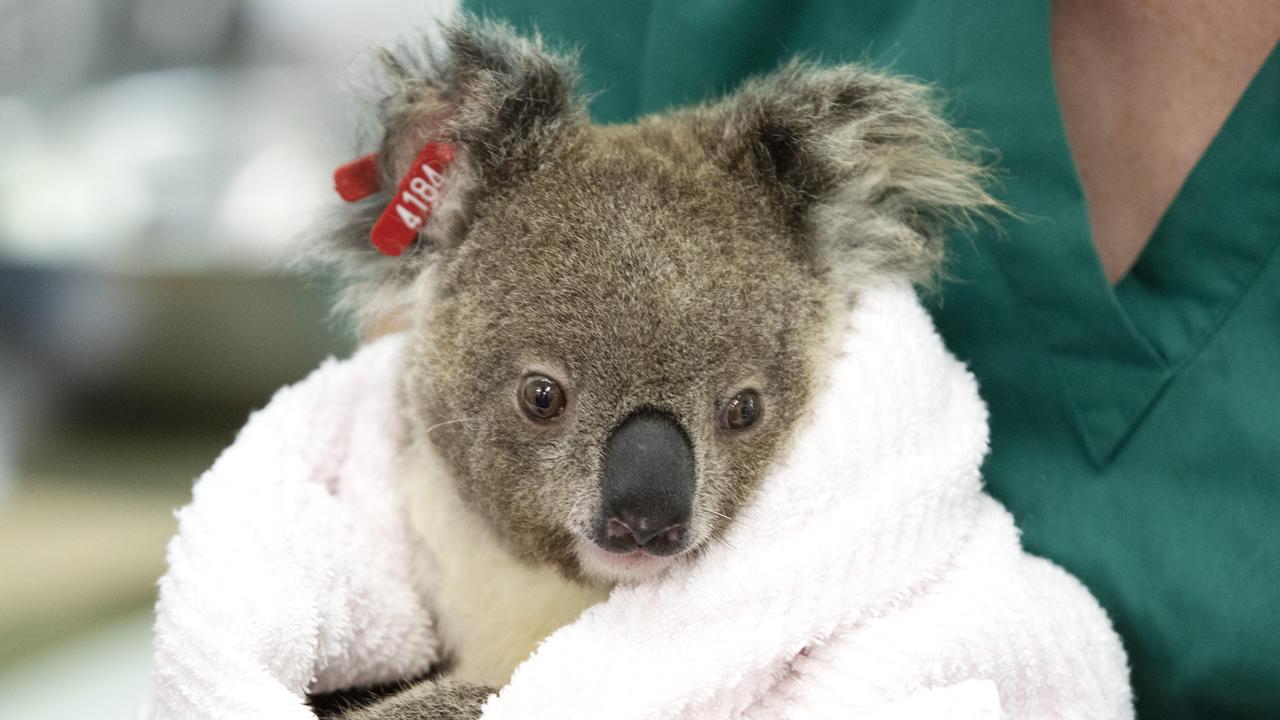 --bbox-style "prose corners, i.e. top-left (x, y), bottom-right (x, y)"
top-left (370, 143), bottom-right (456, 256)
top-left (333, 154), bottom-right (381, 201)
